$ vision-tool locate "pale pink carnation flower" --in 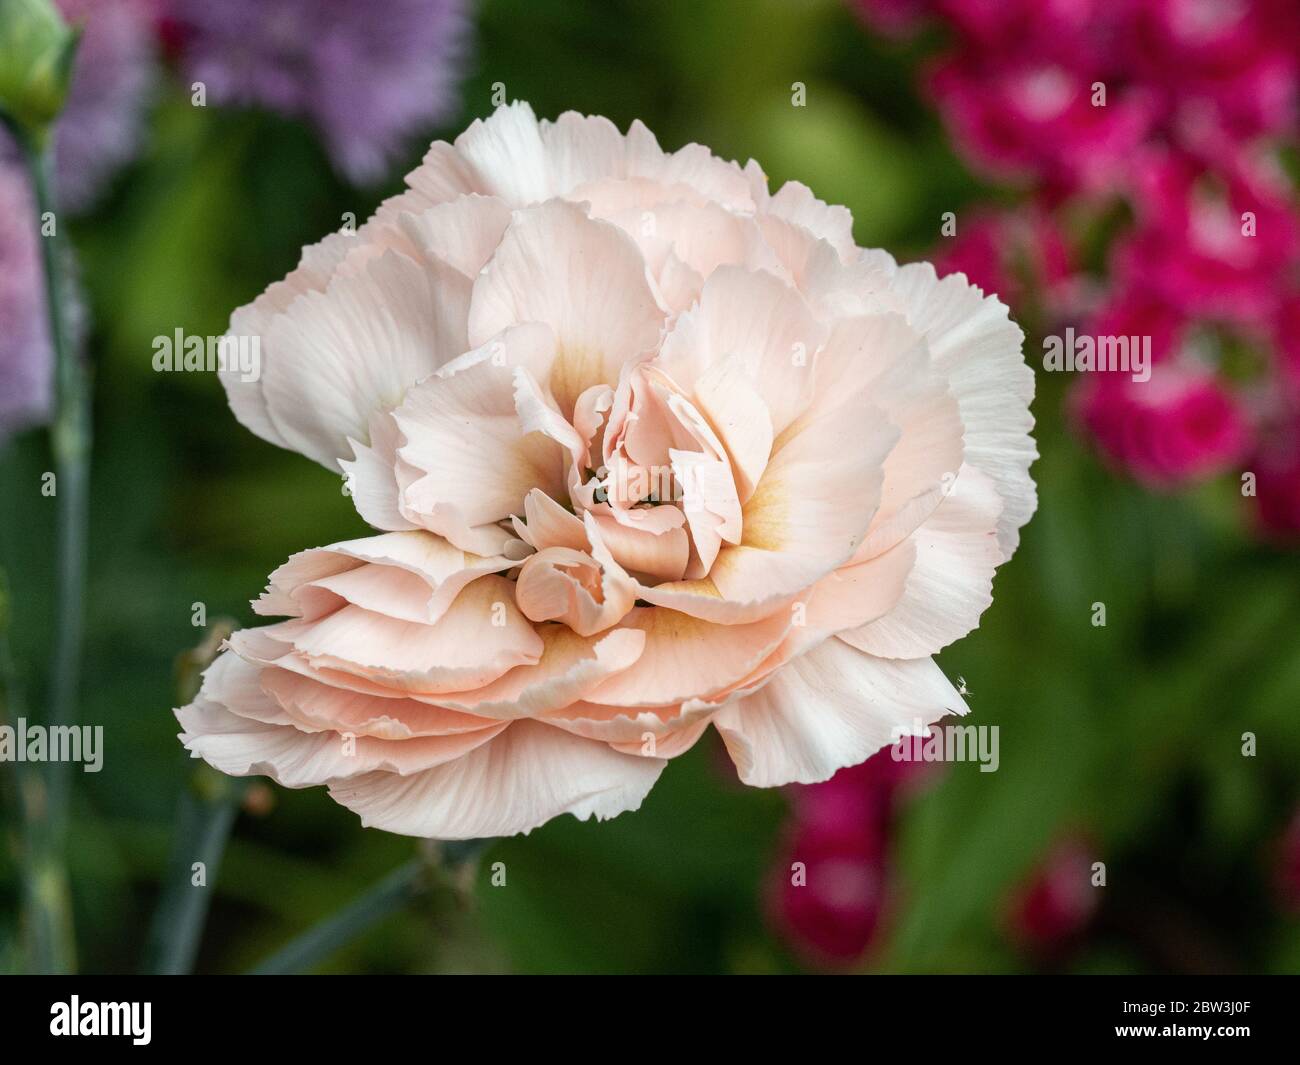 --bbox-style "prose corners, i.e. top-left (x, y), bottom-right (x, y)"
top-left (177, 104), bottom-right (1038, 839)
